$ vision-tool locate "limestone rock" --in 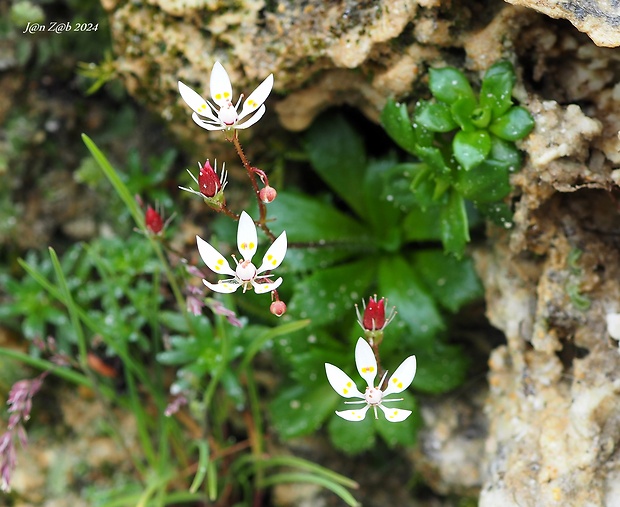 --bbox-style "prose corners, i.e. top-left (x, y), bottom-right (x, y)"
top-left (505, 0), bottom-right (620, 47)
